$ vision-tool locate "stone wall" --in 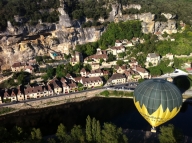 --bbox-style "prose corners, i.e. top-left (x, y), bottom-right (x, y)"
top-left (3, 89), bottom-right (104, 109)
